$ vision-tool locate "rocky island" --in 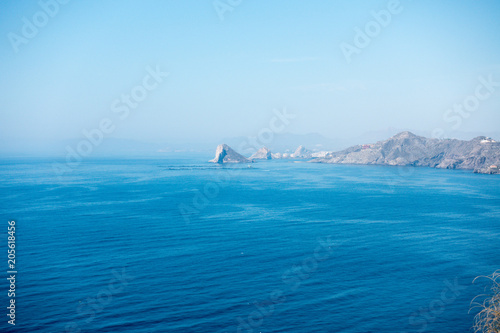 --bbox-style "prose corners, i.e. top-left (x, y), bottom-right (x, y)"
top-left (290, 145), bottom-right (312, 159)
top-left (249, 147), bottom-right (272, 160)
top-left (209, 144), bottom-right (250, 164)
